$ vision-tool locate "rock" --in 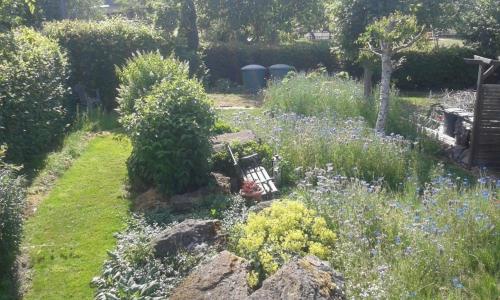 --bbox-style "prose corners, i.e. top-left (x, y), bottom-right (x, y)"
top-left (170, 189), bottom-right (208, 213)
top-left (210, 172), bottom-right (231, 194)
top-left (248, 200), bottom-right (275, 213)
top-left (212, 130), bottom-right (257, 152)
top-left (153, 219), bottom-right (223, 258)
top-left (170, 251), bottom-right (251, 300)
top-left (133, 188), bottom-right (170, 212)
top-left (249, 256), bottom-right (346, 300)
